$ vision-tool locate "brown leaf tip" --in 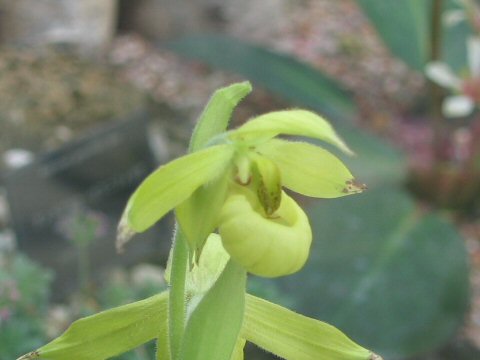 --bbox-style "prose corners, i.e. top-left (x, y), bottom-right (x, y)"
top-left (116, 216), bottom-right (136, 254)
top-left (343, 179), bottom-right (367, 194)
